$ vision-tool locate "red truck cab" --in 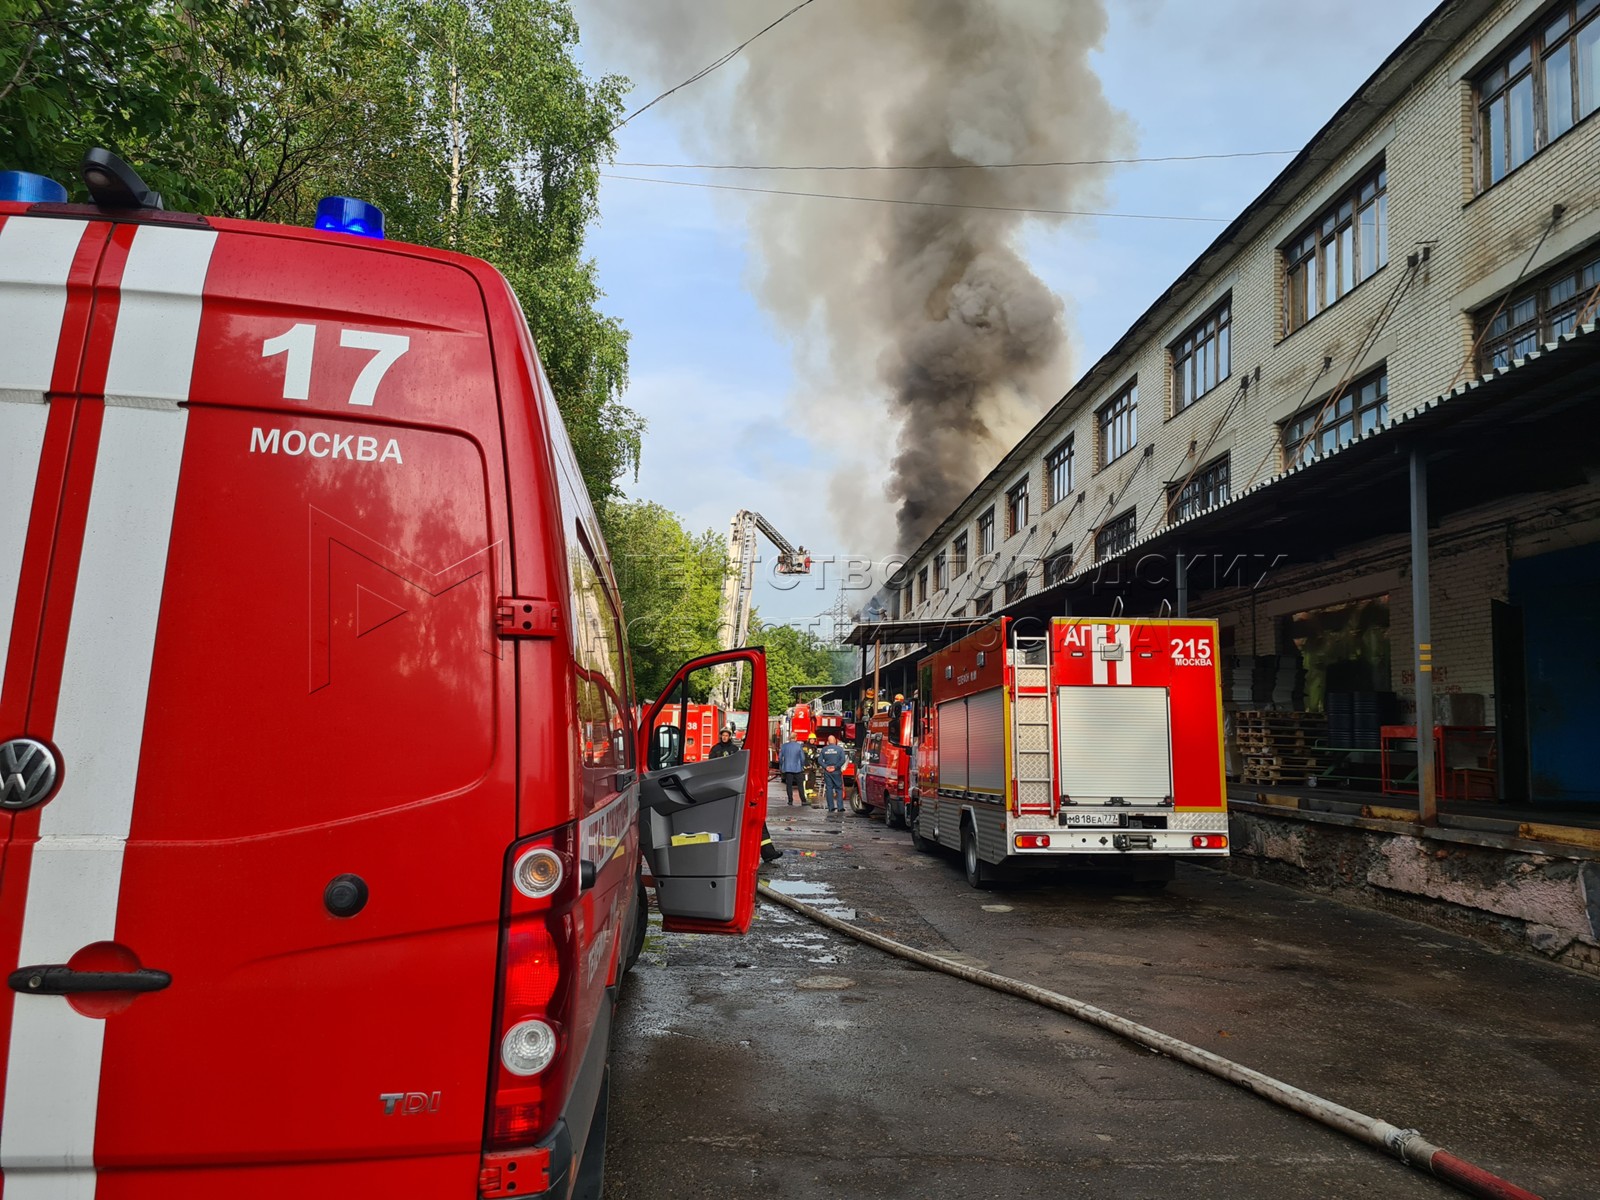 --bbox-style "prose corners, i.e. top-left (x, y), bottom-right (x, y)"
top-left (0, 158), bottom-right (769, 1198)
